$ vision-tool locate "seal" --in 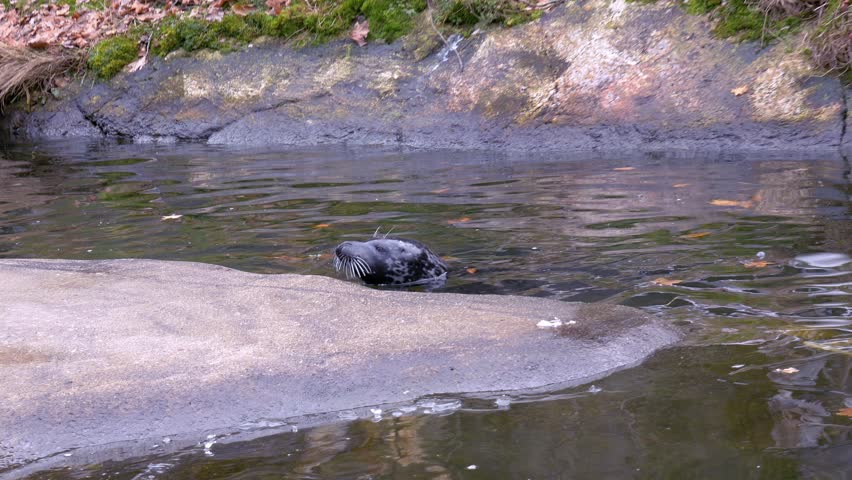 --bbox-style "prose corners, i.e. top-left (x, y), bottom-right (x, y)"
top-left (333, 237), bottom-right (448, 287)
